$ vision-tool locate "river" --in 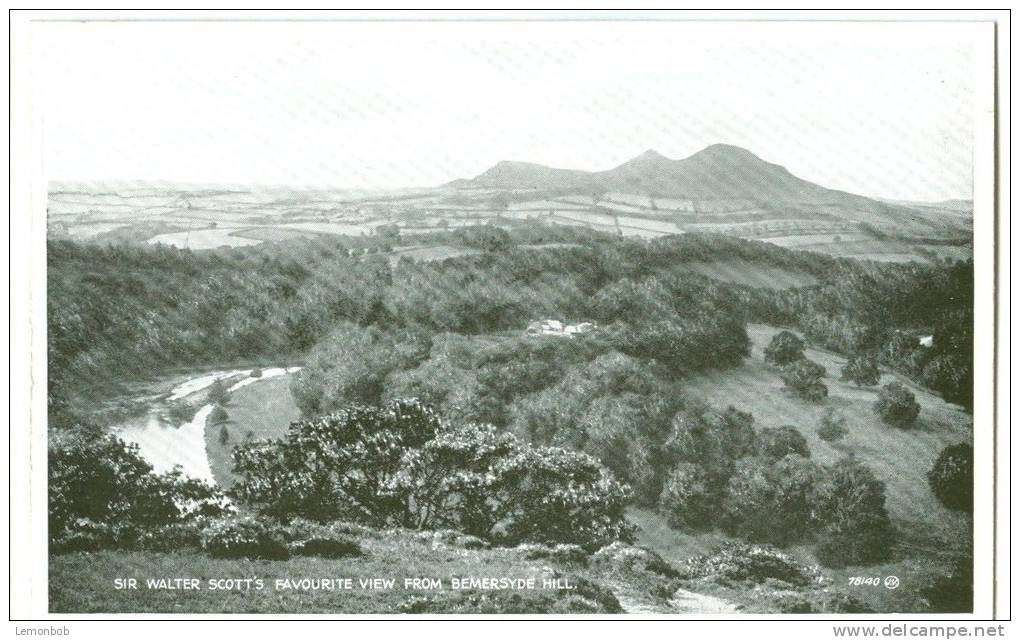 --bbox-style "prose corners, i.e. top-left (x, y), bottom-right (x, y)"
top-left (114, 366), bottom-right (301, 484)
